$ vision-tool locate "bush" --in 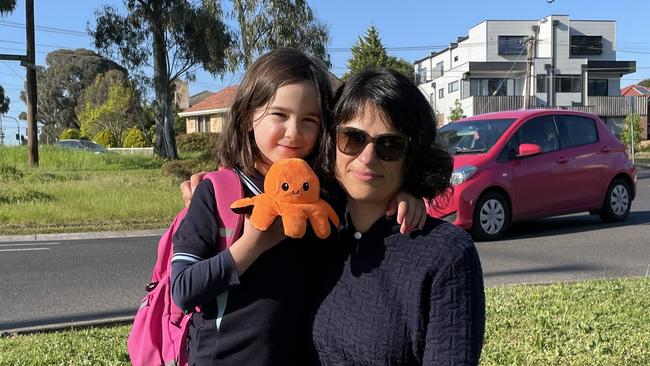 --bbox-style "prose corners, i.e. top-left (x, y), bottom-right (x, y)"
top-left (122, 128), bottom-right (151, 148)
top-left (59, 128), bottom-right (81, 140)
top-left (176, 133), bottom-right (219, 154)
top-left (621, 113), bottom-right (642, 150)
top-left (93, 129), bottom-right (118, 148)
top-left (161, 158), bottom-right (217, 181)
